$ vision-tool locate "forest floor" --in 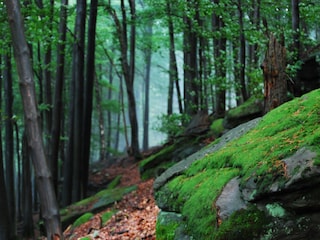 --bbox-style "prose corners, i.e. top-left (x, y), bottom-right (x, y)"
top-left (63, 155), bottom-right (159, 240)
